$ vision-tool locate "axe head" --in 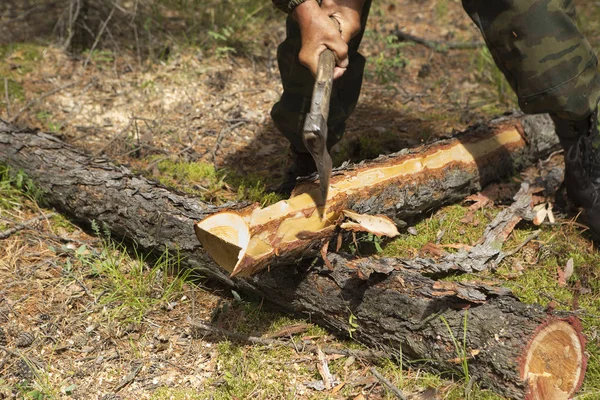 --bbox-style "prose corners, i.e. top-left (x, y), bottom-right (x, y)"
top-left (303, 112), bottom-right (332, 206)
